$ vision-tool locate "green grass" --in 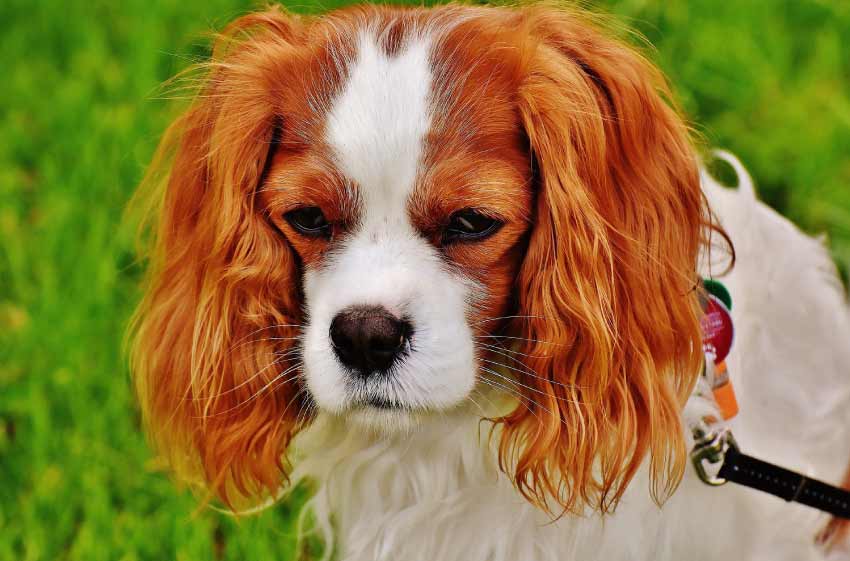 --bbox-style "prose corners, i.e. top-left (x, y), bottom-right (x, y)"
top-left (1, 1), bottom-right (848, 559)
